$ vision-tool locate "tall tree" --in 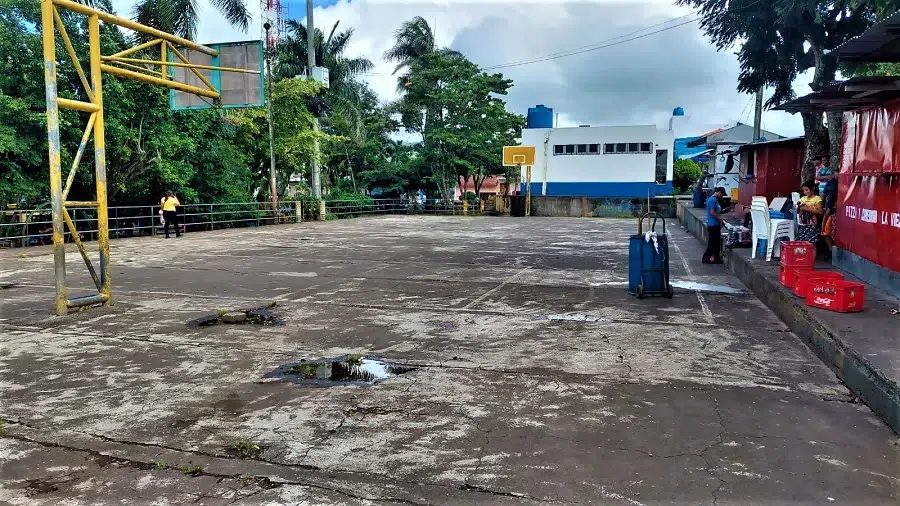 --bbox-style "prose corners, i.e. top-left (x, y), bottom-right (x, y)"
top-left (131, 0), bottom-right (250, 40)
top-left (275, 20), bottom-right (373, 104)
top-left (383, 16), bottom-right (461, 92)
top-left (396, 52), bottom-right (523, 204)
top-left (678, 0), bottom-right (886, 180)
